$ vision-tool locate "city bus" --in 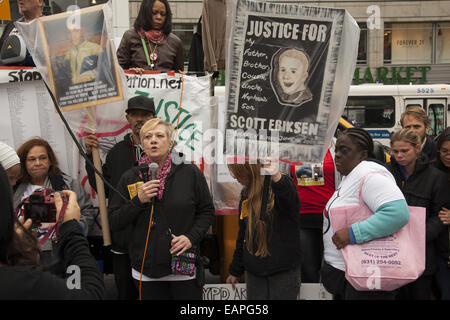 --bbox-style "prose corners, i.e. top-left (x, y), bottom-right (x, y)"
top-left (343, 84), bottom-right (450, 146)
